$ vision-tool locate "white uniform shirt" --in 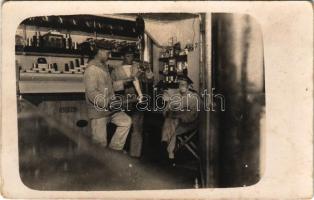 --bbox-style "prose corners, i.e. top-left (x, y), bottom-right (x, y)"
top-left (122, 64), bottom-right (132, 78)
